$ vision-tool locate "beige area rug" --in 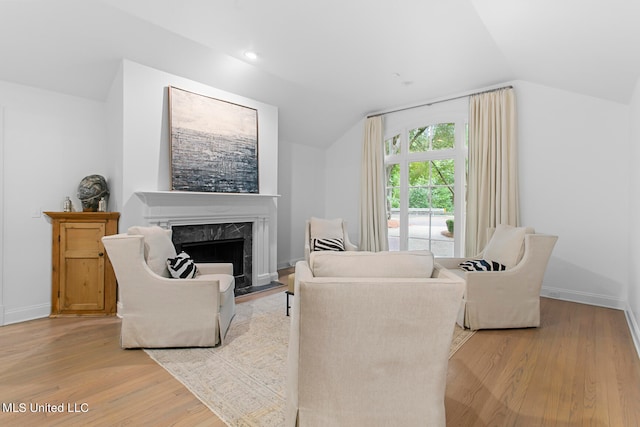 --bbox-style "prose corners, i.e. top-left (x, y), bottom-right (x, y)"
top-left (145, 292), bottom-right (475, 427)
